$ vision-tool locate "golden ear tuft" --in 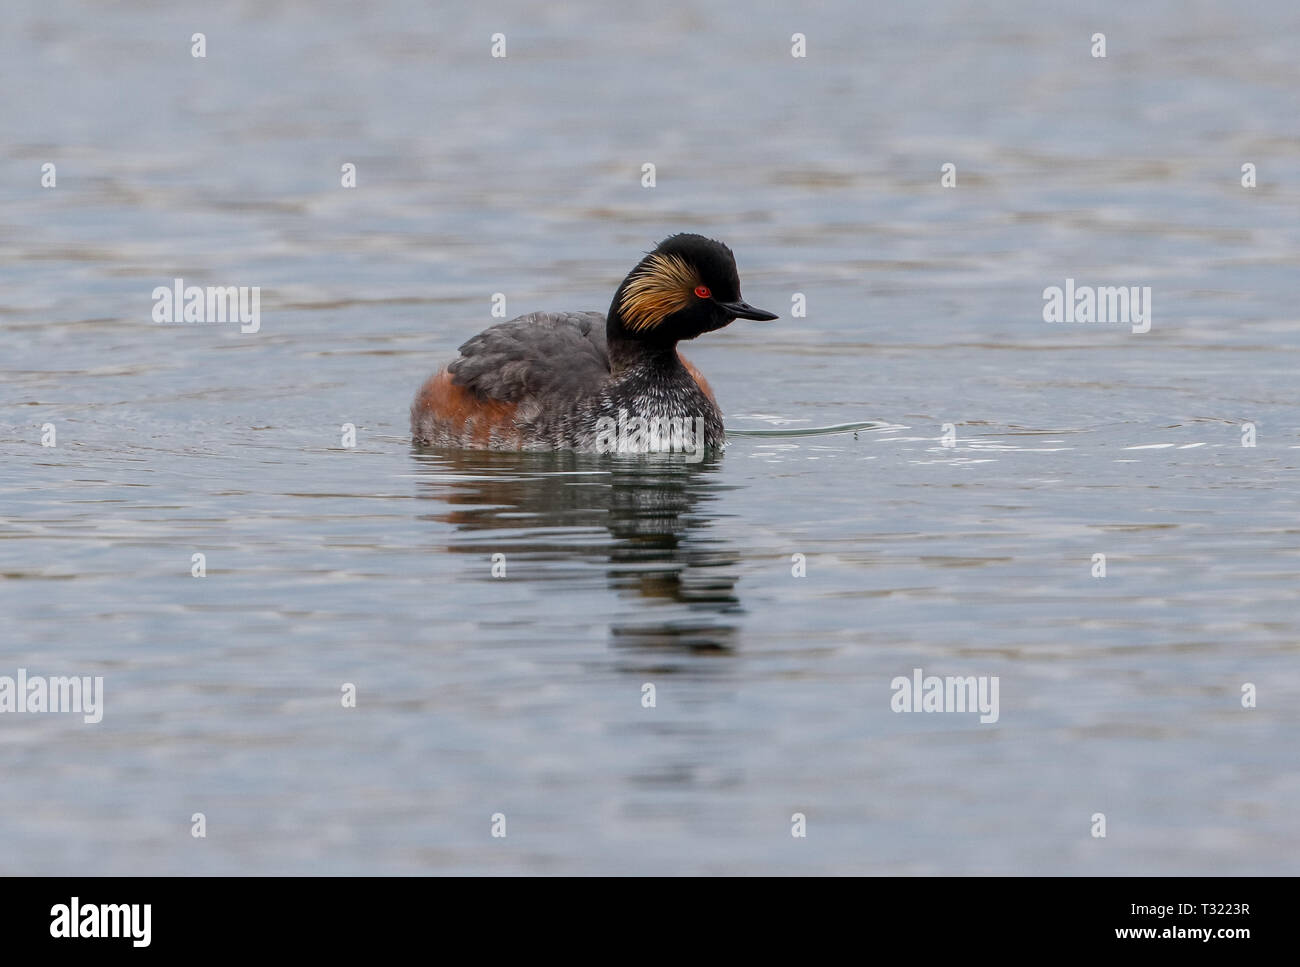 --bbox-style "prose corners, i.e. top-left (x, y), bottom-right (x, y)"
top-left (619, 253), bottom-right (701, 332)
